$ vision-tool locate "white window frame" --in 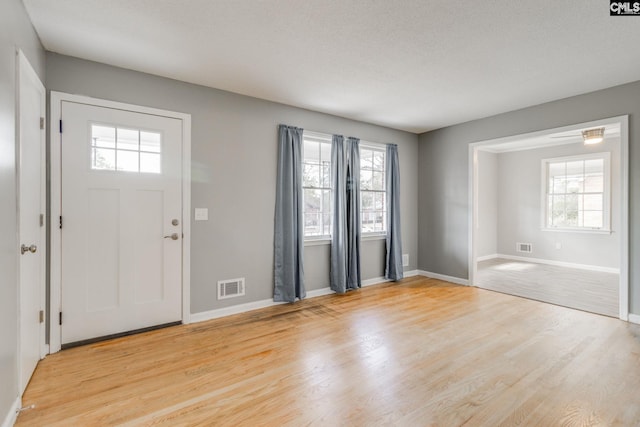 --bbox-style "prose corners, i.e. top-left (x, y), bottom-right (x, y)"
top-left (90, 123), bottom-right (163, 174)
top-left (360, 142), bottom-right (387, 237)
top-left (541, 152), bottom-right (611, 234)
top-left (302, 131), bottom-right (333, 242)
